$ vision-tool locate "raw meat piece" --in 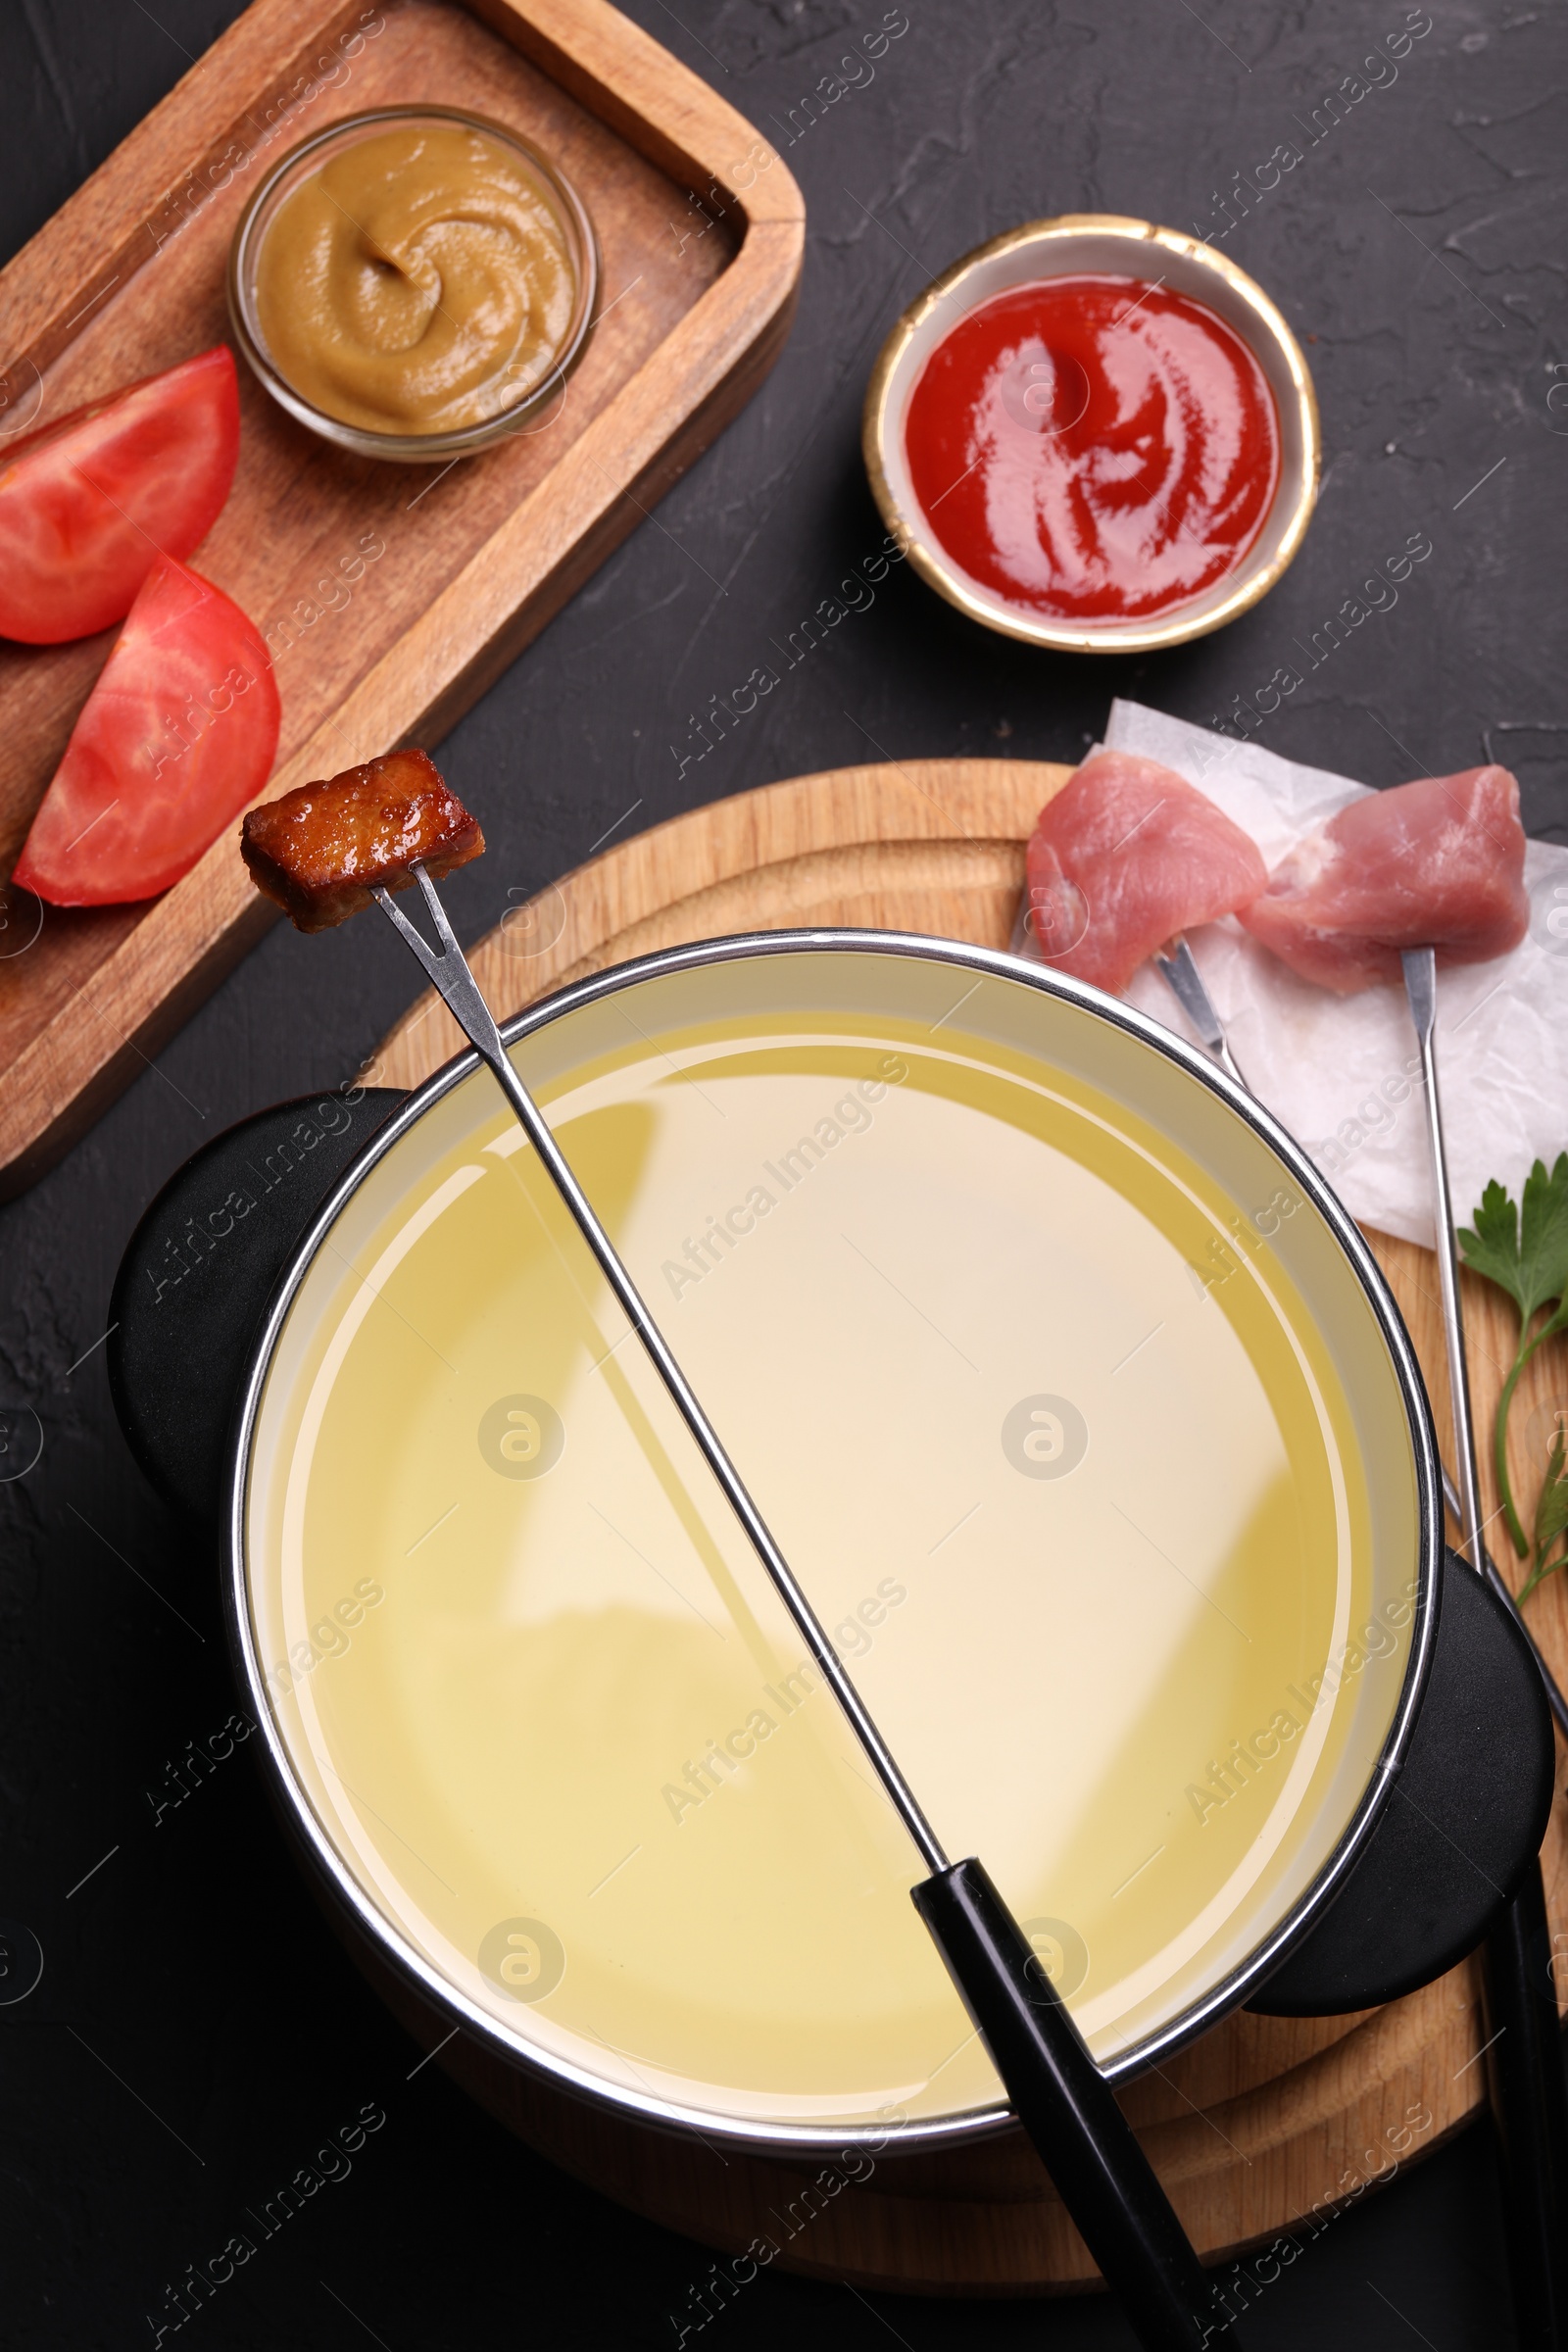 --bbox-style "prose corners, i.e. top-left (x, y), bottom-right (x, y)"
top-left (1022, 751), bottom-right (1267, 995)
top-left (242, 748), bottom-right (484, 932)
top-left (1239, 766), bottom-right (1528, 994)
